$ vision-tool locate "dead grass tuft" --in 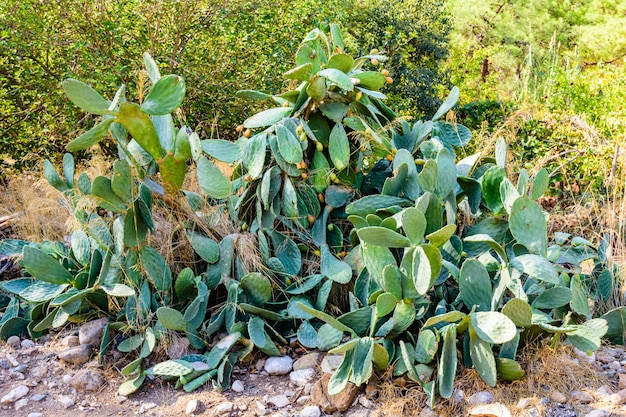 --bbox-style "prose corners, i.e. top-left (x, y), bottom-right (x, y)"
top-left (375, 343), bottom-right (608, 417)
top-left (0, 173), bottom-right (71, 243)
